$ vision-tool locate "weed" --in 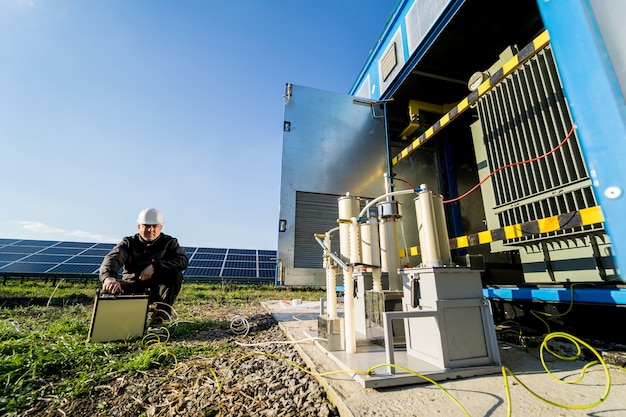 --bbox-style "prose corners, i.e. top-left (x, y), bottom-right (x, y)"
top-left (0, 281), bottom-right (326, 414)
